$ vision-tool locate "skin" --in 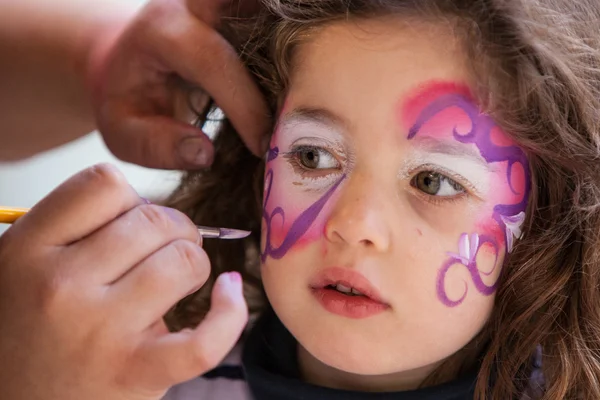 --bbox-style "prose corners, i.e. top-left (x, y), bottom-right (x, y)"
top-left (0, 0), bottom-right (268, 166)
top-left (0, 164), bottom-right (248, 400)
top-left (0, 1), bottom-right (265, 398)
top-left (260, 18), bottom-right (529, 392)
